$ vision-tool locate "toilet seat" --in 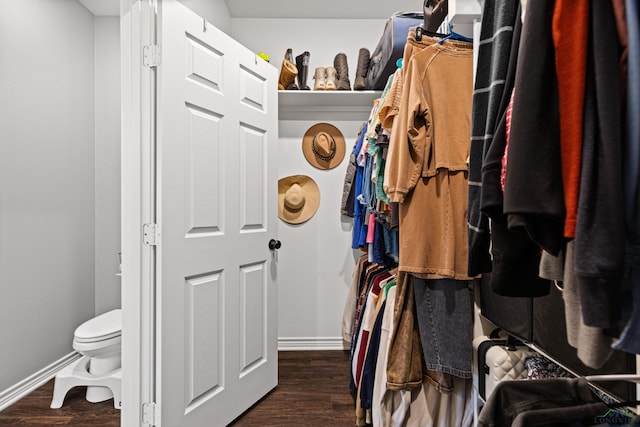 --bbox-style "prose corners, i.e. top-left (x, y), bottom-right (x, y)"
top-left (74, 309), bottom-right (121, 343)
top-left (74, 332), bottom-right (121, 344)
top-left (73, 335), bottom-right (121, 354)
